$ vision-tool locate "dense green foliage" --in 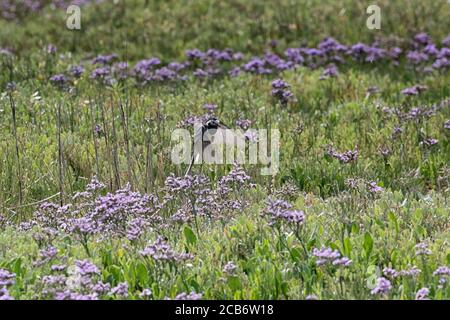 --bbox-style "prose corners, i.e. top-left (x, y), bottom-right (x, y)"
top-left (0, 0), bottom-right (449, 300)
